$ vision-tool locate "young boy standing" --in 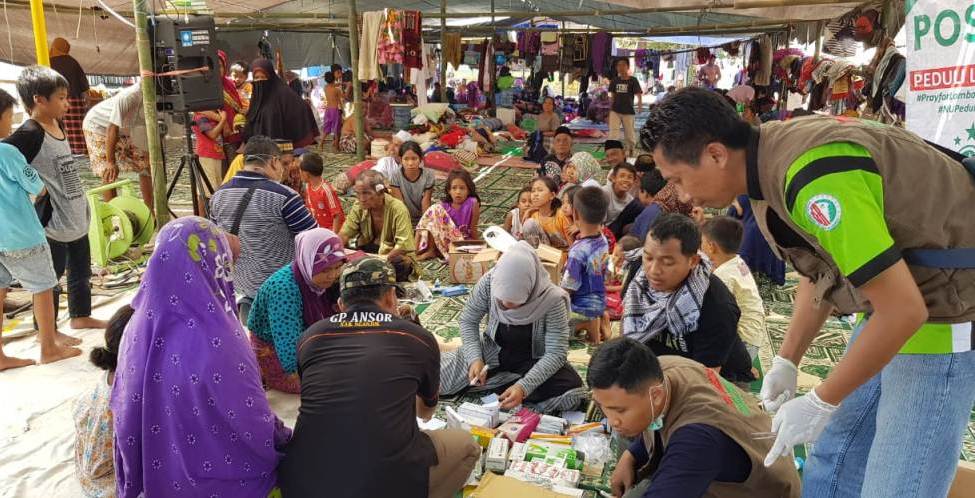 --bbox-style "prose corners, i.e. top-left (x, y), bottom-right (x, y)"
top-left (561, 186), bottom-right (610, 344)
top-left (0, 87), bottom-right (81, 370)
top-left (299, 152), bottom-right (345, 232)
top-left (6, 66), bottom-right (107, 331)
top-left (322, 73), bottom-right (344, 151)
top-left (701, 216), bottom-right (765, 362)
top-left (607, 58), bottom-right (642, 155)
